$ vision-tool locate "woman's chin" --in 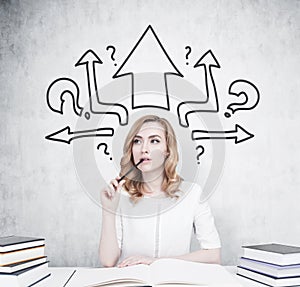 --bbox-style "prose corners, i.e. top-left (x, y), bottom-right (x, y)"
top-left (139, 166), bottom-right (153, 173)
top-left (139, 165), bottom-right (165, 175)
